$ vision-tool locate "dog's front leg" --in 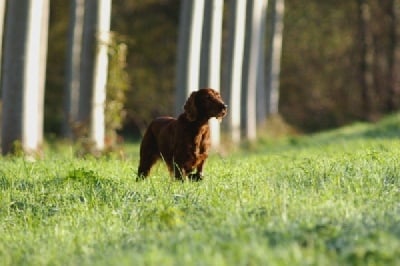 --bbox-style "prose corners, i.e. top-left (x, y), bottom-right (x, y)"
top-left (188, 158), bottom-right (206, 181)
top-left (173, 163), bottom-right (186, 181)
